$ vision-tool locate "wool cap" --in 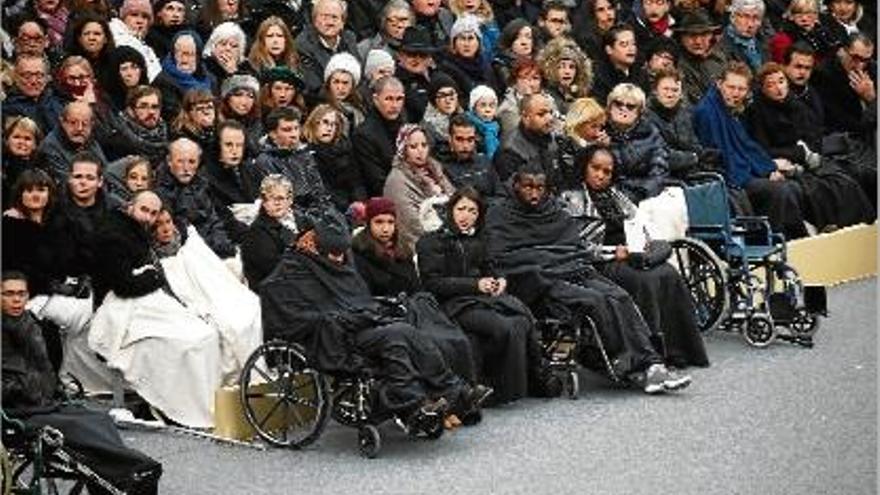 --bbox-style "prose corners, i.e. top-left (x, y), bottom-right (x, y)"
top-left (469, 84), bottom-right (497, 110)
top-left (365, 197), bottom-right (396, 220)
top-left (221, 74), bottom-right (260, 98)
top-left (324, 52), bottom-right (362, 86)
top-left (450, 14), bottom-right (482, 41)
top-left (363, 49), bottom-right (395, 80)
